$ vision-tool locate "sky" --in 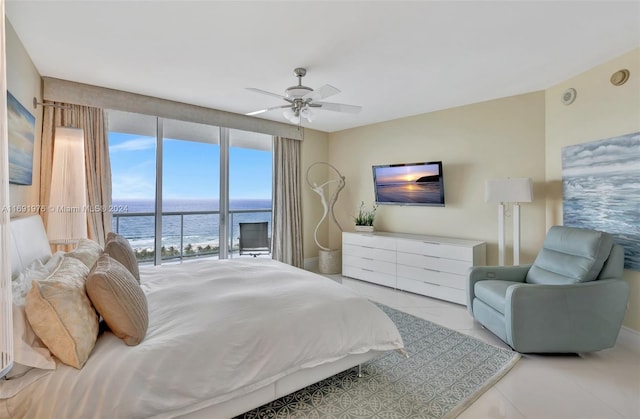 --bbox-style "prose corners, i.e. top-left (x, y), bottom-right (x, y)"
top-left (109, 132), bottom-right (272, 200)
top-left (374, 163), bottom-right (441, 184)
